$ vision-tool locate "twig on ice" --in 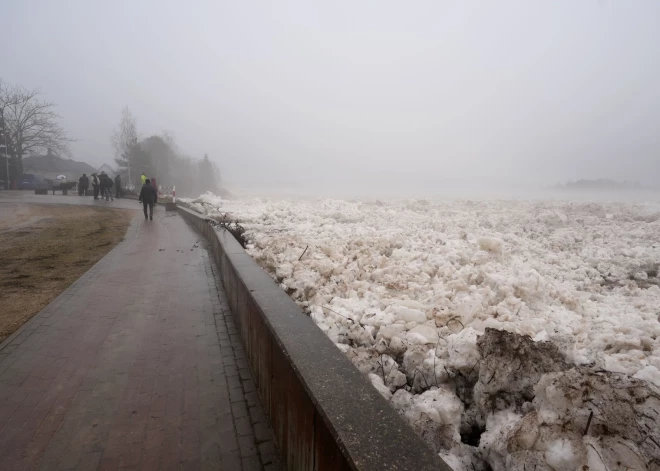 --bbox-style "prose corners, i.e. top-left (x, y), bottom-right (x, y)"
top-left (322, 306), bottom-right (354, 323)
top-left (378, 354), bottom-right (386, 383)
top-left (486, 370), bottom-right (496, 384)
top-left (413, 368), bottom-right (429, 390)
top-left (433, 347), bottom-right (438, 387)
top-left (299, 245), bottom-right (309, 261)
top-left (583, 410), bottom-right (594, 436)
top-left (445, 316), bottom-right (464, 330)
top-left (645, 436), bottom-right (660, 449)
